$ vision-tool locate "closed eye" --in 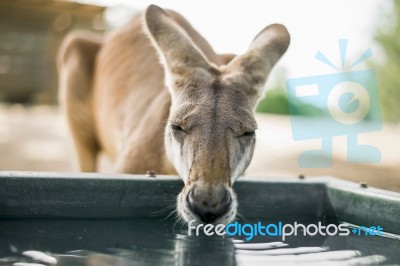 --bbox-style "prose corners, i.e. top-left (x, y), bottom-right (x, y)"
top-left (171, 124), bottom-right (184, 131)
top-left (240, 131), bottom-right (255, 137)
